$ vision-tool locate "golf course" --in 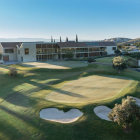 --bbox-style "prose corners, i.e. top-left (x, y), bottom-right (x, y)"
top-left (0, 61), bottom-right (140, 140)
